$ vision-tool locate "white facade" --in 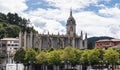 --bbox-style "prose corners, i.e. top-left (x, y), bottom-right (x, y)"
top-left (0, 38), bottom-right (19, 57)
top-left (6, 63), bottom-right (24, 70)
top-left (0, 38), bottom-right (19, 69)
